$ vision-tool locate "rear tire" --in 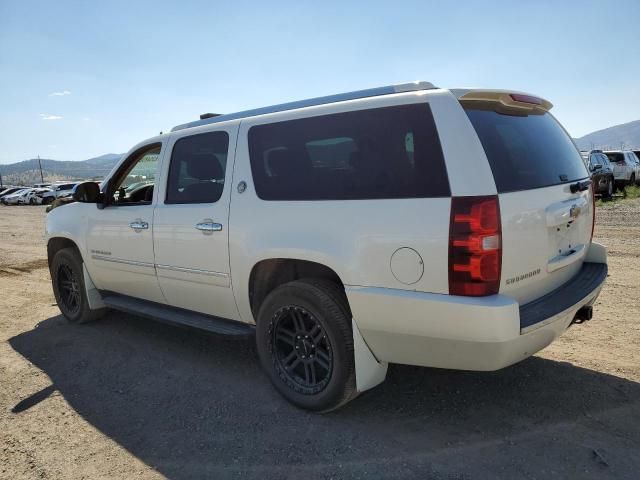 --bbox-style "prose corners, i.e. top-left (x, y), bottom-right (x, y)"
top-left (256, 279), bottom-right (357, 412)
top-left (603, 178), bottom-right (614, 198)
top-left (50, 248), bottom-right (105, 323)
